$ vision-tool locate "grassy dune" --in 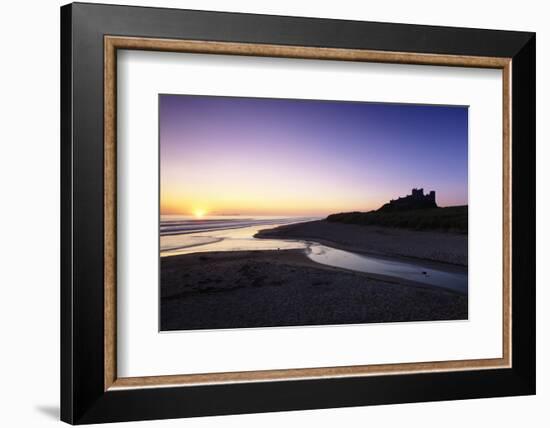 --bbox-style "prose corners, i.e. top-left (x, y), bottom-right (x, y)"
top-left (326, 206), bottom-right (468, 234)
